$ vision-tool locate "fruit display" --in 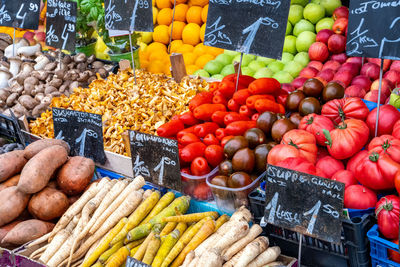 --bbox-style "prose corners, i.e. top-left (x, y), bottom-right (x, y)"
top-left (0, 139), bottom-right (95, 247)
